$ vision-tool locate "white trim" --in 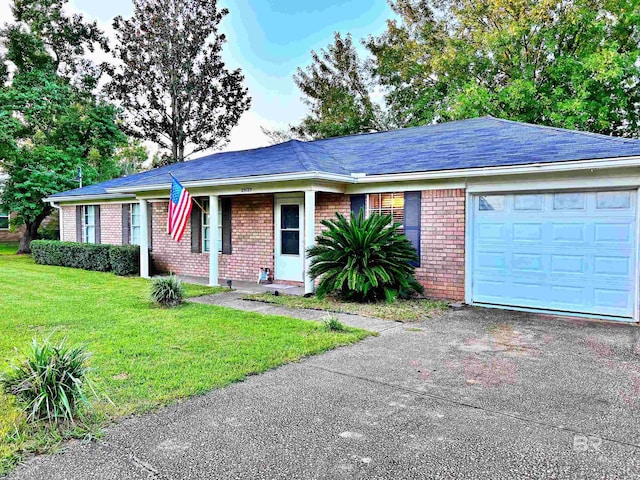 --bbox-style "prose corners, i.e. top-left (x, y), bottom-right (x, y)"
top-left (464, 190), bottom-right (474, 305)
top-left (139, 199), bottom-right (149, 278)
top-left (208, 195), bottom-right (219, 286)
top-left (45, 193), bottom-right (135, 203)
top-left (467, 173), bottom-right (640, 194)
top-left (304, 190), bottom-right (316, 294)
top-left (0, 210), bottom-right (9, 231)
top-left (635, 189), bottom-right (640, 322)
